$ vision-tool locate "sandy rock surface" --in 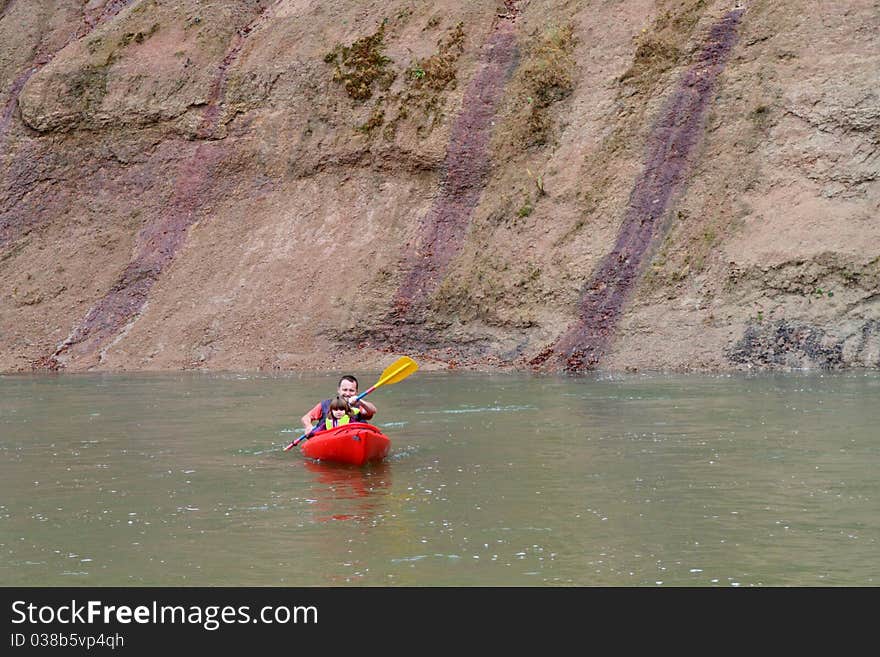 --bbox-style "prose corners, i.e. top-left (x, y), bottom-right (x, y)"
top-left (1, 0), bottom-right (877, 374)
